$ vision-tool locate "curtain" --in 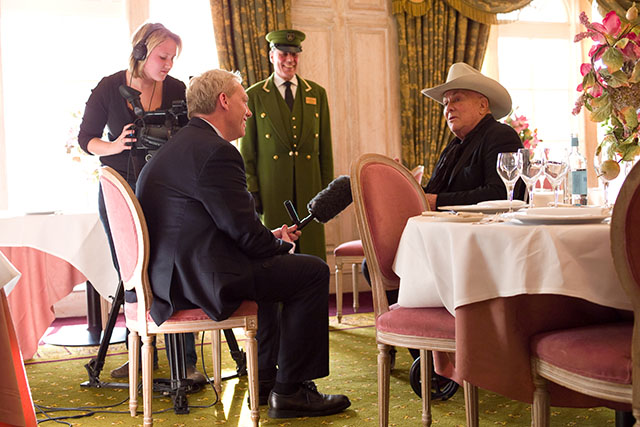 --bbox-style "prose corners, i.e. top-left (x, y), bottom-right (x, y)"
top-left (210, 0), bottom-right (291, 87)
top-left (393, 0), bottom-right (532, 25)
top-left (594, 0), bottom-right (634, 17)
top-left (394, 1), bottom-right (490, 176)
